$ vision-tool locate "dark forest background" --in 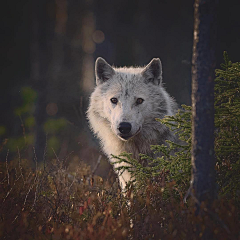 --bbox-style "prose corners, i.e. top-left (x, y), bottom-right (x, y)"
top-left (1, 0), bottom-right (240, 177)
